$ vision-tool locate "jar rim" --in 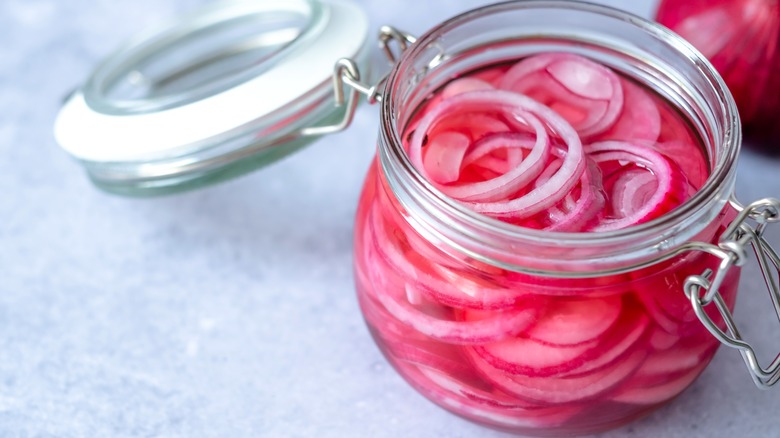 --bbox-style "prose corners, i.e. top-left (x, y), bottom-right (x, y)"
top-left (82, 0), bottom-right (322, 116)
top-left (379, 0), bottom-right (741, 272)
